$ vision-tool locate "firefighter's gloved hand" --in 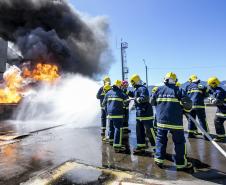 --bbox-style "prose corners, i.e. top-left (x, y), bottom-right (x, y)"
top-left (211, 98), bottom-right (224, 106)
top-left (135, 97), bottom-right (142, 104)
top-left (208, 97), bottom-right (214, 104)
top-left (124, 99), bottom-right (131, 106)
top-left (181, 96), bottom-right (192, 111)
